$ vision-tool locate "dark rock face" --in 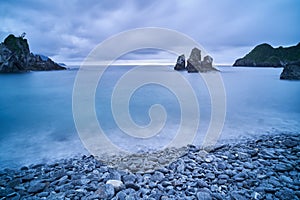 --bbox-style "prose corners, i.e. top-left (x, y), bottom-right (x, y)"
top-left (201, 55), bottom-right (214, 69)
top-left (233, 43), bottom-right (300, 67)
top-left (0, 34), bottom-right (66, 73)
top-left (174, 54), bottom-right (186, 70)
top-left (280, 61), bottom-right (300, 80)
top-left (185, 48), bottom-right (218, 73)
top-left (186, 48), bottom-right (202, 73)
top-left (174, 48), bottom-right (217, 73)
